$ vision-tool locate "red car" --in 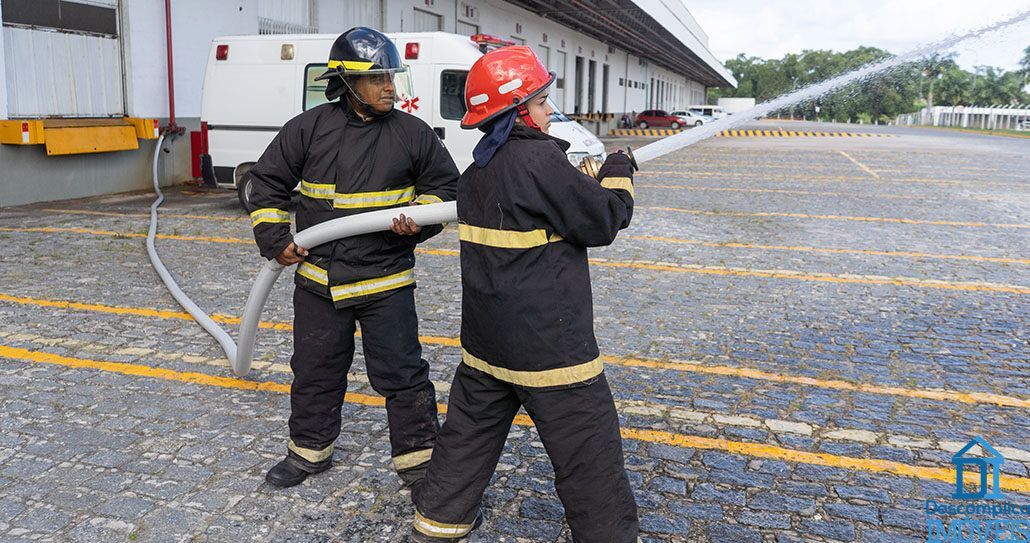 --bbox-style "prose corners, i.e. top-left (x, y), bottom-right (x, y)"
top-left (635, 110), bottom-right (686, 129)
